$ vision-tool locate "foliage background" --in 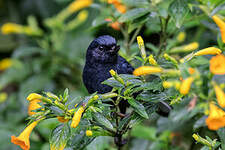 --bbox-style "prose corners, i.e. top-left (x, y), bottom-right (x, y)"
top-left (0, 0), bottom-right (225, 150)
